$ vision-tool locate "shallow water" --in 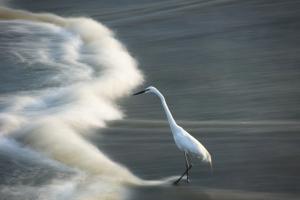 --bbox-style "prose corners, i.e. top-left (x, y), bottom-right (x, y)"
top-left (97, 120), bottom-right (300, 199)
top-left (0, 0), bottom-right (300, 199)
